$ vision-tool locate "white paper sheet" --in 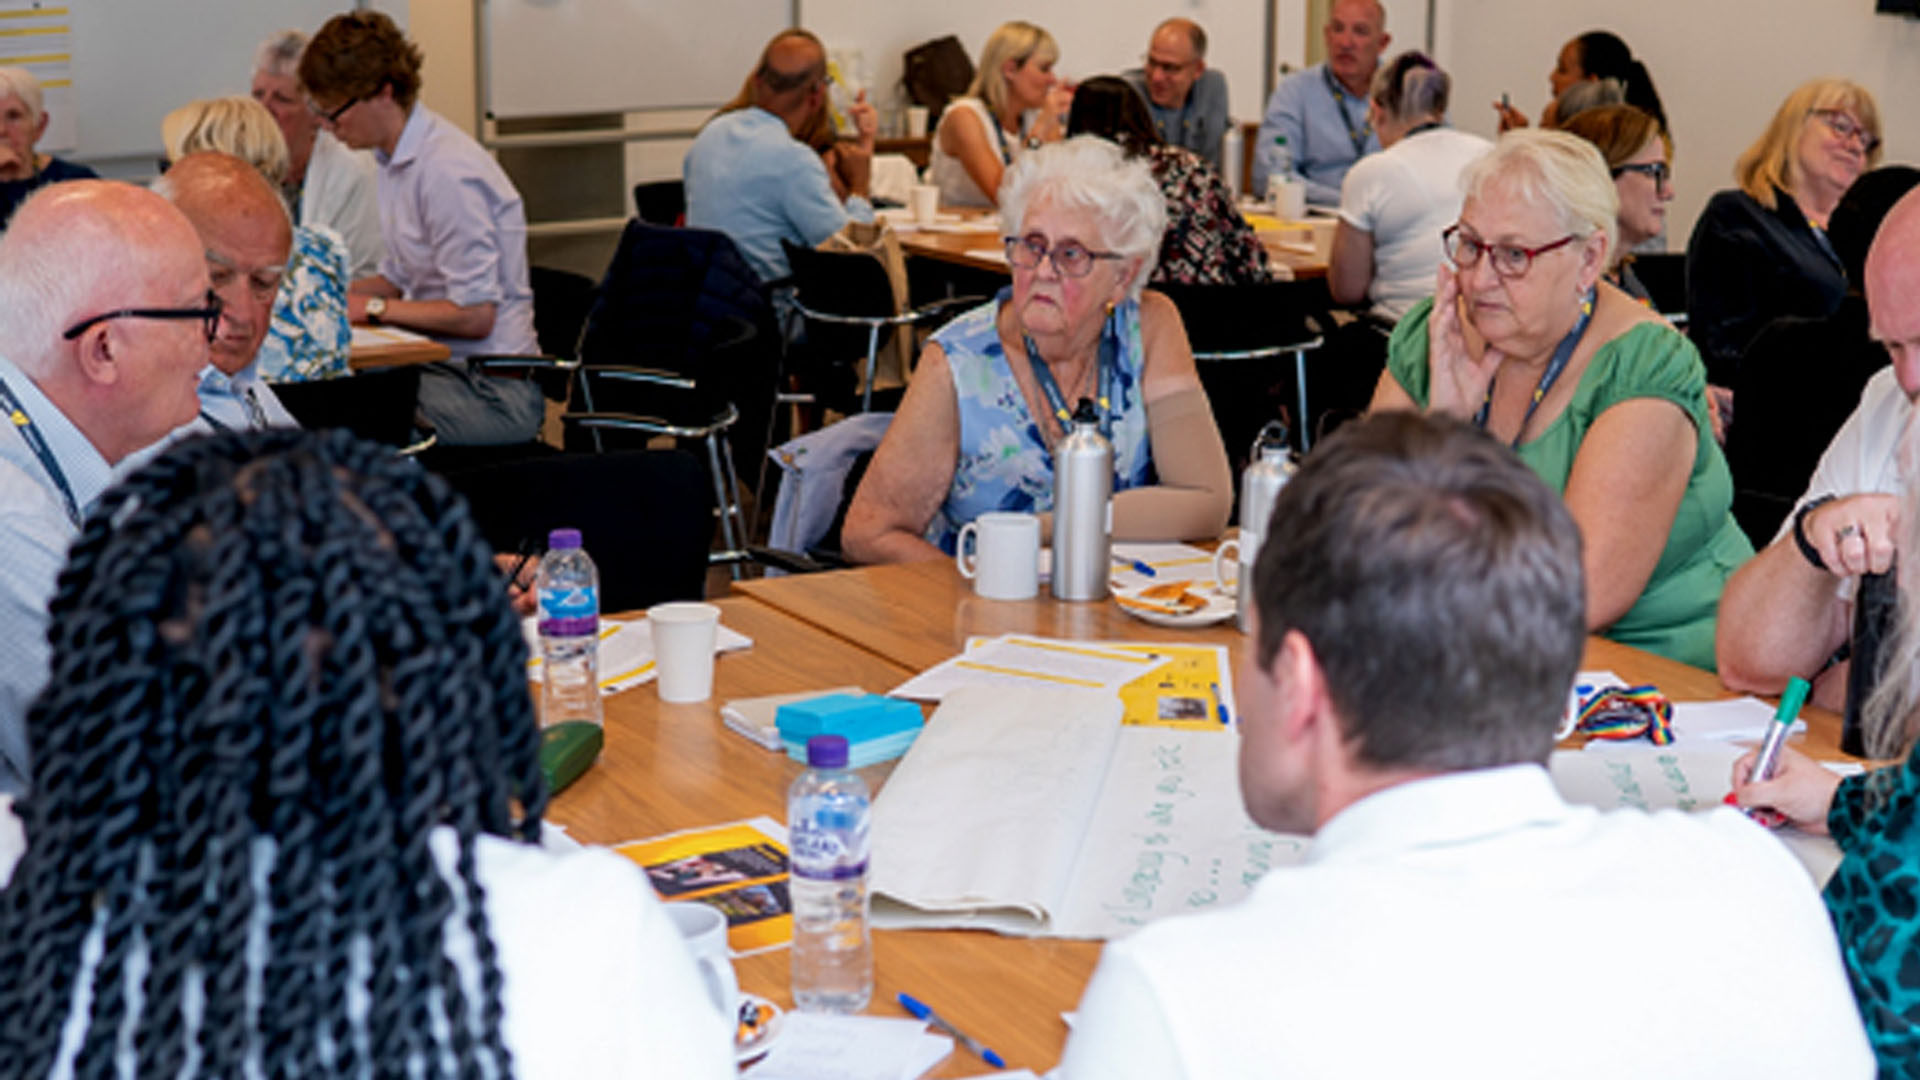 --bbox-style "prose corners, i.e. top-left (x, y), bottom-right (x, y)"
top-left (1107, 542), bottom-right (1223, 593)
top-left (1548, 746), bottom-right (1843, 885)
top-left (743, 1014), bottom-right (950, 1080)
top-left (889, 637), bottom-right (1161, 702)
